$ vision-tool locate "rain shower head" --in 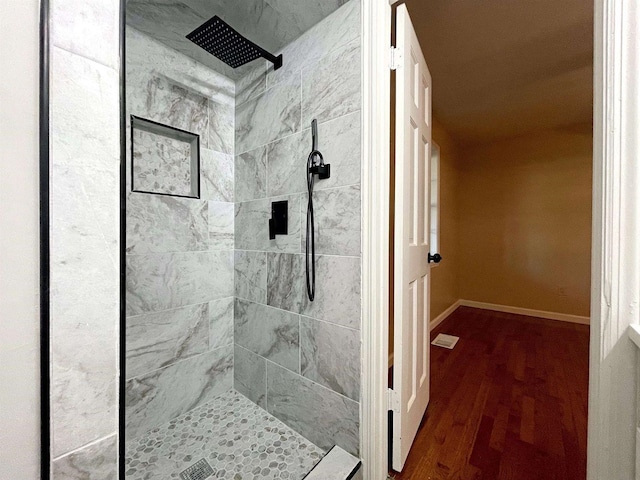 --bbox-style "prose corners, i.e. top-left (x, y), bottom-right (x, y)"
top-left (186, 16), bottom-right (283, 71)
